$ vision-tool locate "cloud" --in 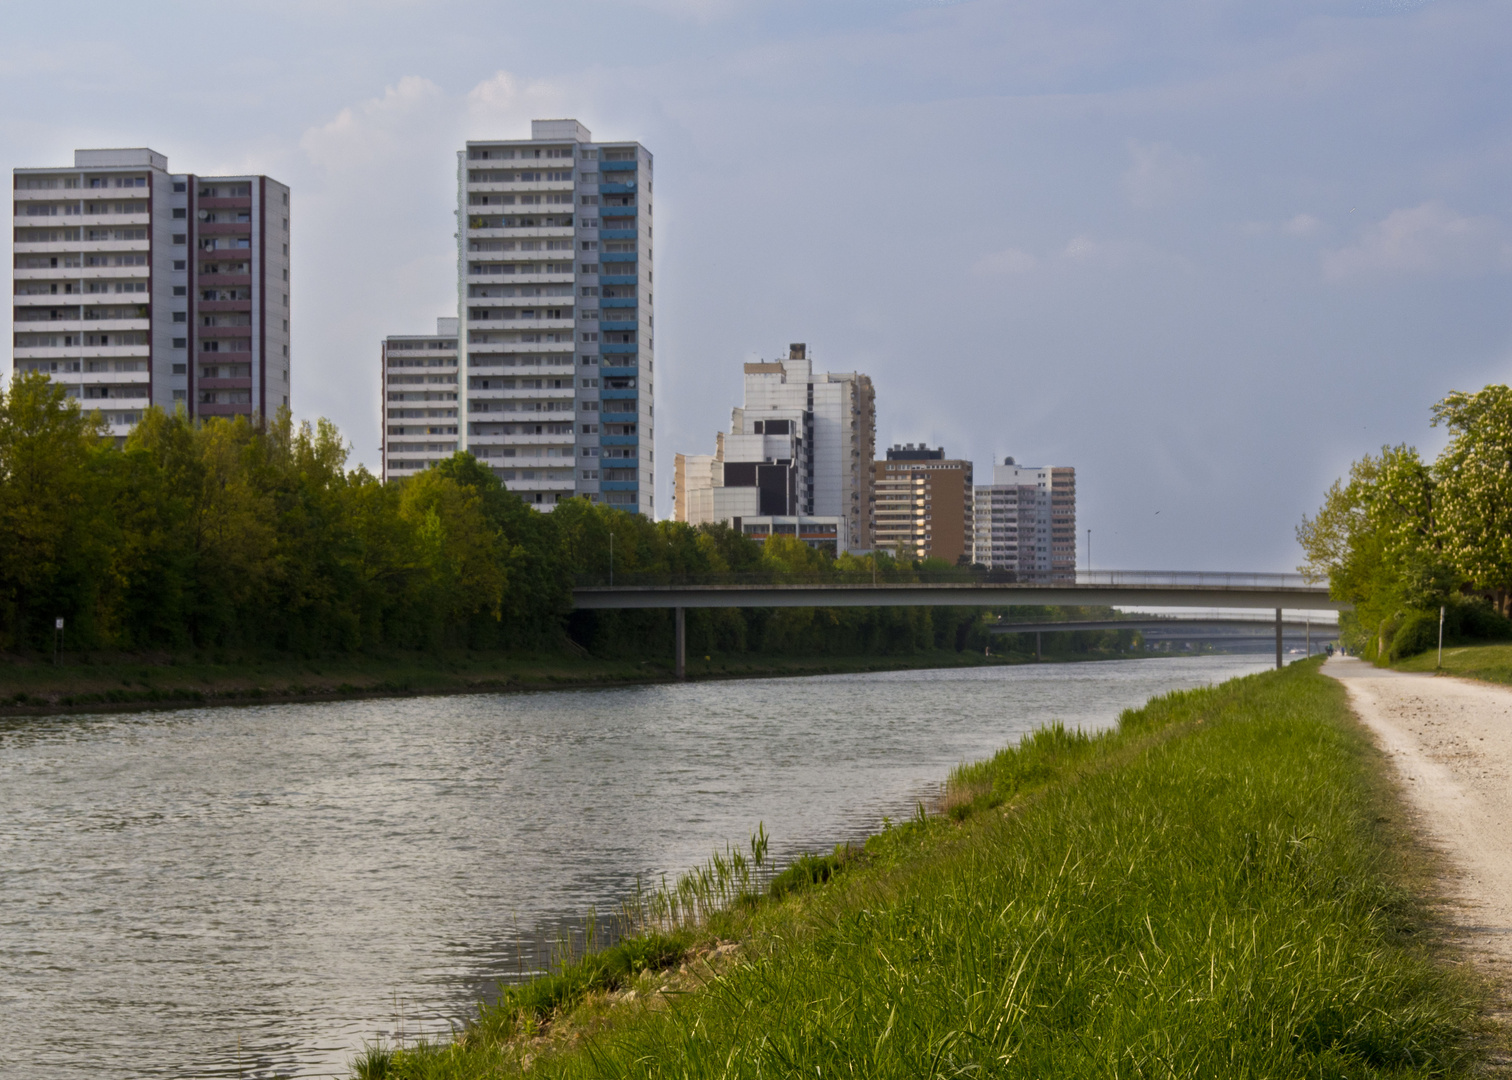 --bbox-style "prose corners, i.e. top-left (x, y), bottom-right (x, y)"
top-left (1121, 140), bottom-right (1204, 210)
top-left (974, 247), bottom-right (1038, 274)
top-left (1322, 201), bottom-right (1512, 280)
top-left (299, 75), bottom-right (446, 174)
top-left (1283, 213), bottom-right (1322, 237)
